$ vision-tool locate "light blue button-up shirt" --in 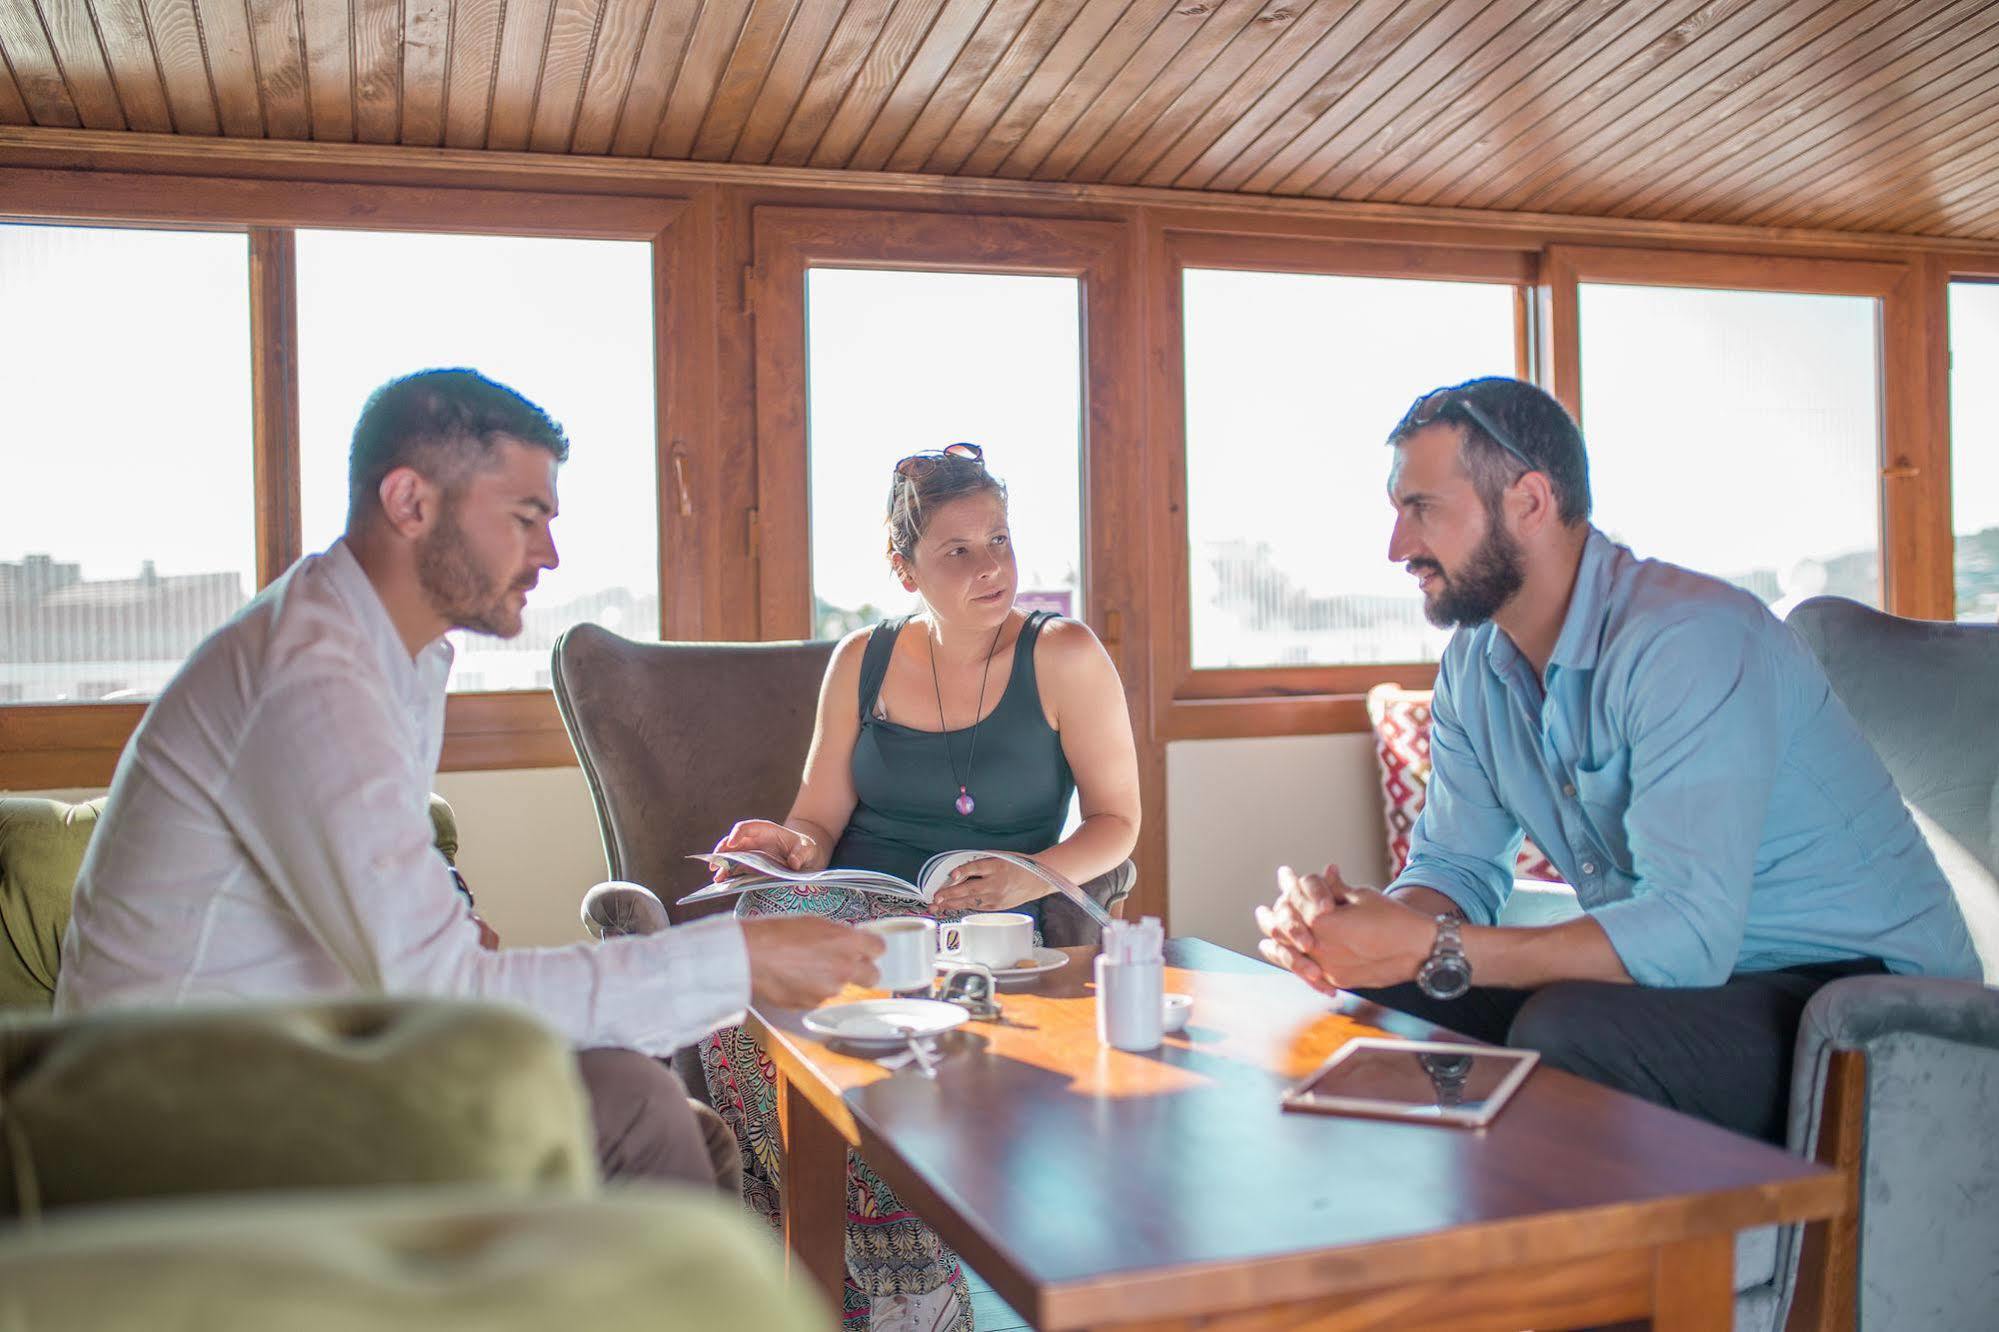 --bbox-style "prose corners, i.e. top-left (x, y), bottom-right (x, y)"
top-left (1391, 529), bottom-right (1980, 987)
